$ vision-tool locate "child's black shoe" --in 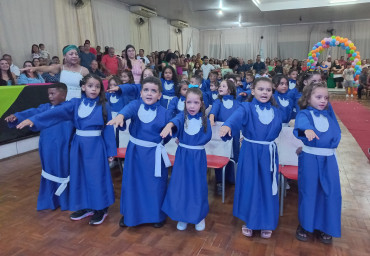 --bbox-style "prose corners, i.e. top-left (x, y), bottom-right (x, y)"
top-left (89, 210), bottom-right (108, 225)
top-left (70, 209), bottom-right (94, 220)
